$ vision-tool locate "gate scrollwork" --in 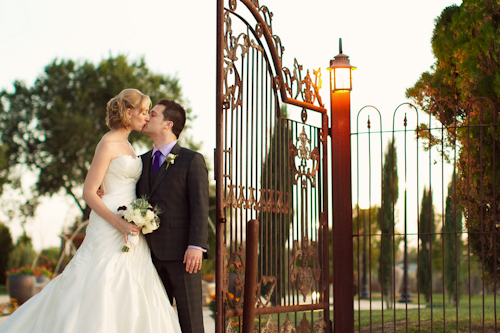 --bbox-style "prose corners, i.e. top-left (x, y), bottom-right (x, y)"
top-left (255, 275), bottom-right (277, 308)
top-left (289, 237), bottom-right (321, 301)
top-left (224, 245), bottom-right (277, 310)
top-left (289, 126), bottom-right (320, 187)
top-left (224, 246), bottom-right (245, 309)
top-left (223, 184), bottom-right (290, 213)
top-left (296, 314), bottom-right (312, 333)
top-left (262, 316), bottom-right (278, 333)
top-left (224, 1), bottom-right (324, 112)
